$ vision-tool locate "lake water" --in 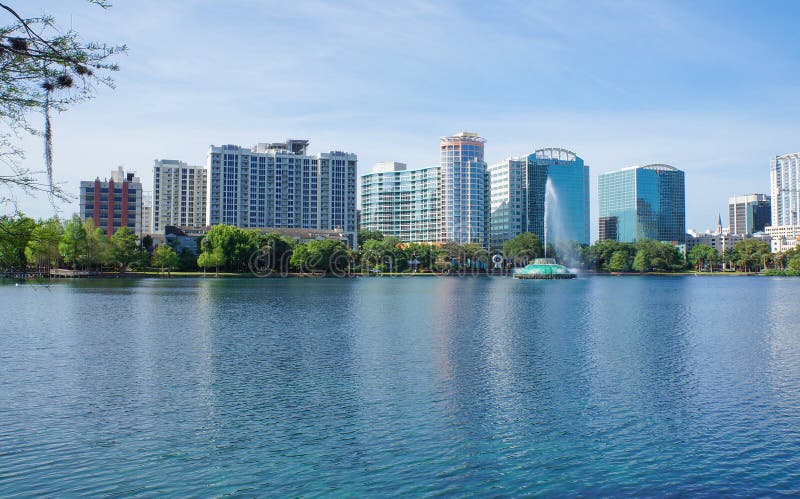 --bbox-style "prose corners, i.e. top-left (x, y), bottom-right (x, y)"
top-left (1, 276), bottom-right (800, 496)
